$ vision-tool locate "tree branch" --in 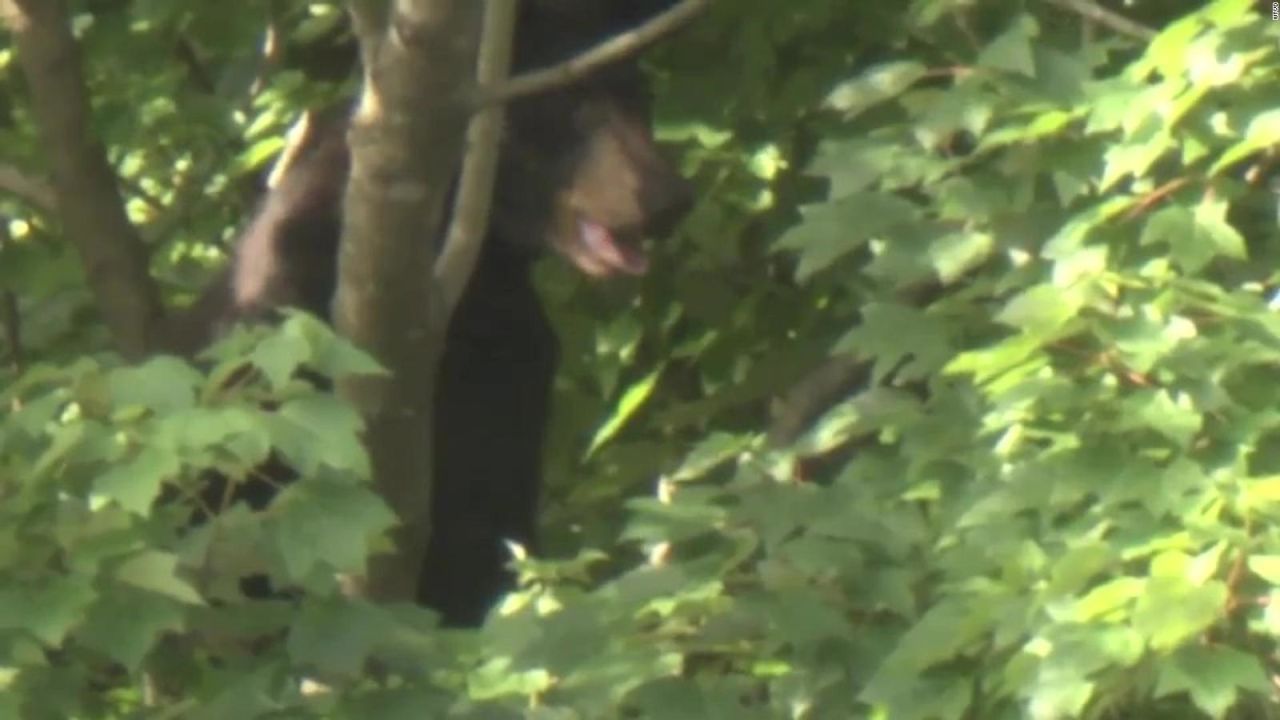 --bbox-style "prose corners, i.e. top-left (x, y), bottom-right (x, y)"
top-left (434, 0), bottom-right (517, 314)
top-left (768, 355), bottom-right (868, 448)
top-left (0, 222), bottom-right (25, 376)
top-left (0, 163), bottom-right (54, 211)
top-left (1045, 0), bottom-right (1156, 41)
top-left (0, 0), bottom-right (165, 360)
top-left (474, 0), bottom-right (708, 107)
top-left (0, 289), bottom-right (21, 376)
